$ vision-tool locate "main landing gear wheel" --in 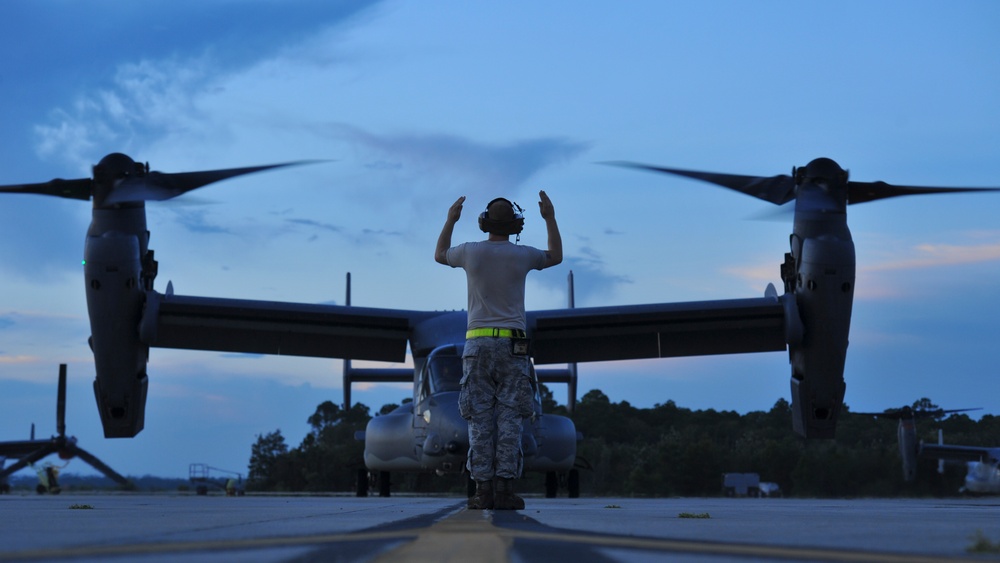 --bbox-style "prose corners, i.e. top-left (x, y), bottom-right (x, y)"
top-left (378, 471), bottom-right (391, 497)
top-left (568, 469), bottom-right (580, 498)
top-left (545, 472), bottom-right (558, 498)
top-left (356, 468), bottom-right (368, 497)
